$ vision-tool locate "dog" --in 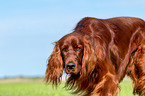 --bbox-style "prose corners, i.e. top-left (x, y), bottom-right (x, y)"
top-left (45, 17), bottom-right (145, 96)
